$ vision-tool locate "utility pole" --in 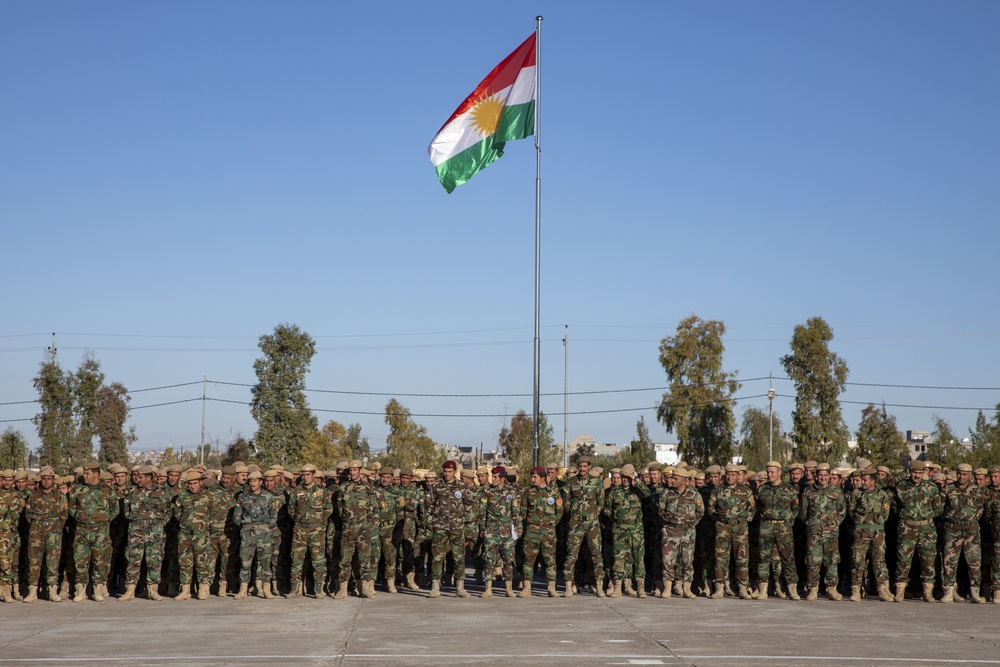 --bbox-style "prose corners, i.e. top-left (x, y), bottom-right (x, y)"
top-left (200, 376), bottom-right (207, 466)
top-left (768, 371), bottom-right (776, 461)
top-left (563, 325), bottom-right (568, 468)
top-left (47, 332), bottom-right (57, 362)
